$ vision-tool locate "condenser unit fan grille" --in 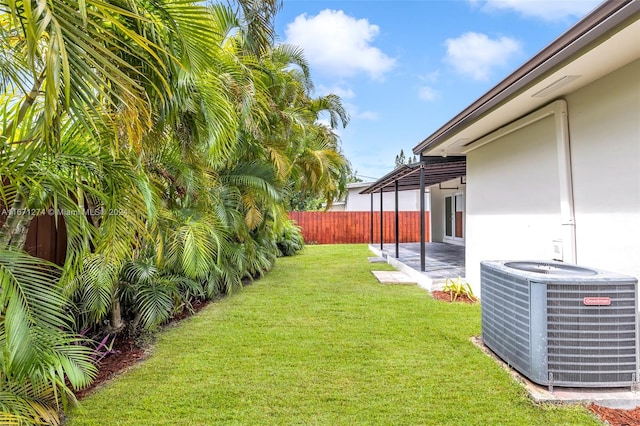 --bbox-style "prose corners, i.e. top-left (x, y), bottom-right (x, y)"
top-left (546, 282), bottom-right (637, 387)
